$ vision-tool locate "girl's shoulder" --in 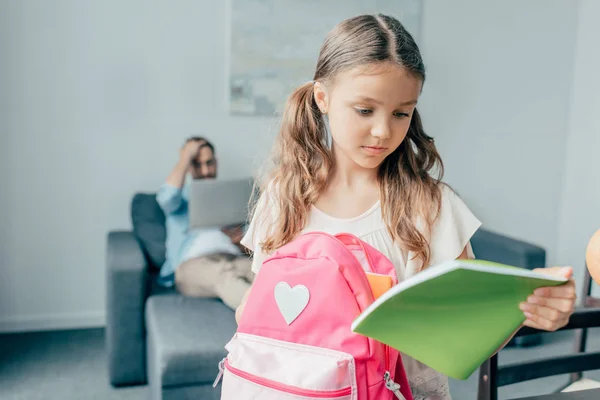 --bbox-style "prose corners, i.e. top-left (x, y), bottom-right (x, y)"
top-left (403, 182), bottom-right (482, 277)
top-left (426, 182), bottom-right (482, 265)
top-left (240, 179), bottom-right (281, 274)
top-left (437, 182), bottom-right (467, 218)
